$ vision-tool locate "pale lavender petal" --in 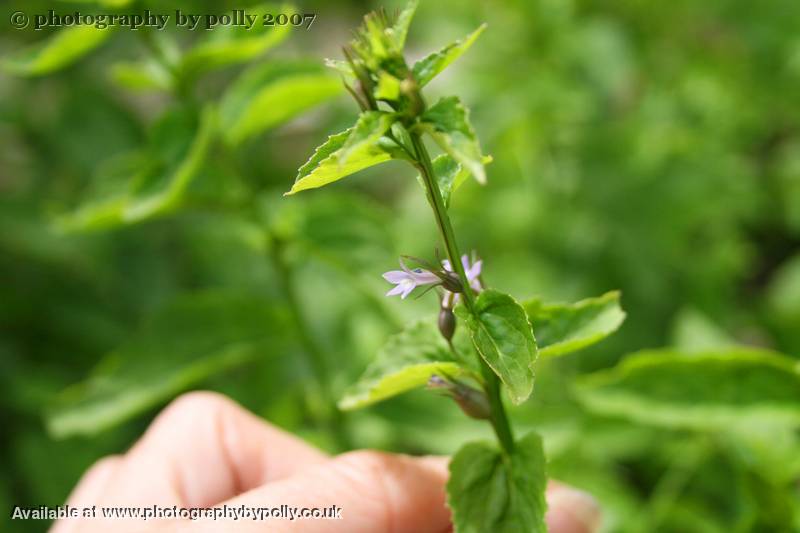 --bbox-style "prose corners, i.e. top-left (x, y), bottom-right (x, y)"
top-left (400, 283), bottom-right (415, 299)
top-left (460, 254), bottom-right (470, 272)
top-left (441, 259), bottom-right (453, 272)
top-left (411, 270), bottom-right (439, 284)
top-left (386, 284), bottom-right (406, 297)
top-left (383, 270), bottom-right (410, 283)
top-left (466, 259), bottom-right (483, 280)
